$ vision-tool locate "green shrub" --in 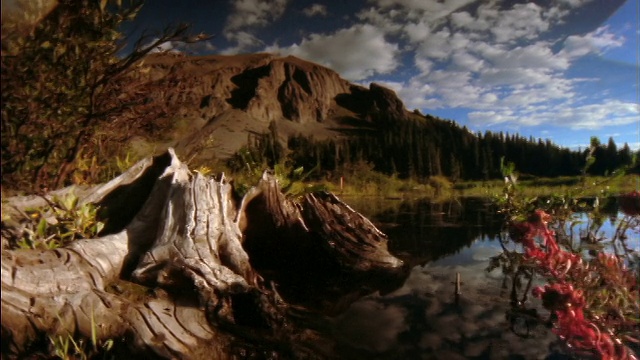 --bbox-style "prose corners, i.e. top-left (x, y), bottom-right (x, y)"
top-left (1, 0), bottom-right (204, 192)
top-left (7, 192), bottom-right (104, 250)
